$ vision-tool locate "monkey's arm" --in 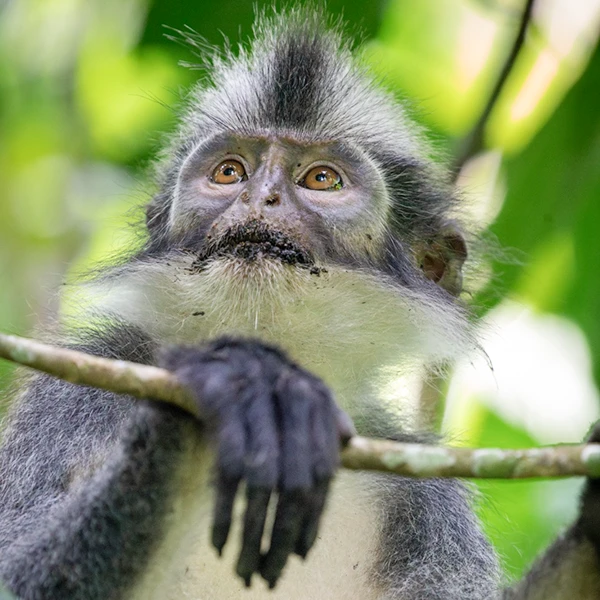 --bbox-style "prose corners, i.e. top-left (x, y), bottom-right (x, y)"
top-left (0, 369), bottom-right (193, 600)
top-left (356, 420), bottom-right (500, 599)
top-left (0, 332), bottom-right (346, 598)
